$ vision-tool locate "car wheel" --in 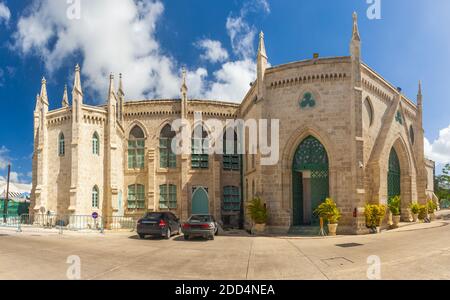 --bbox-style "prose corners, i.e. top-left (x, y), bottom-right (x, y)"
top-left (184, 235), bottom-right (189, 241)
top-left (138, 234), bottom-right (145, 239)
